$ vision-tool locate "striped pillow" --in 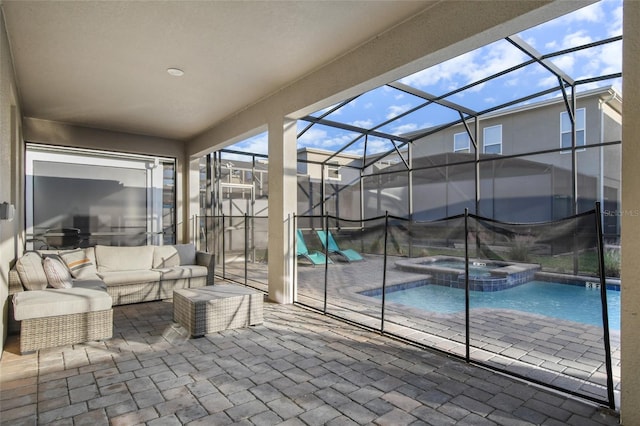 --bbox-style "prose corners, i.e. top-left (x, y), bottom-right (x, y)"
top-left (60, 249), bottom-right (98, 280)
top-left (43, 256), bottom-right (73, 289)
